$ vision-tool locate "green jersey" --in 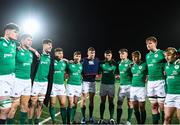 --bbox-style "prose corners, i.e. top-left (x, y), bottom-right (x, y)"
top-left (131, 61), bottom-right (147, 87)
top-left (165, 59), bottom-right (180, 94)
top-left (118, 59), bottom-right (132, 85)
top-left (34, 54), bottom-right (51, 82)
top-left (67, 62), bottom-right (82, 85)
top-left (53, 59), bottom-right (67, 84)
top-left (15, 48), bottom-right (33, 79)
top-left (0, 37), bottom-right (16, 75)
top-left (100, 60), bottom-right (117, 85)
top-left (146, 49), bottom-right (165, 81)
